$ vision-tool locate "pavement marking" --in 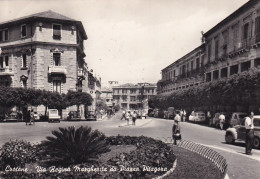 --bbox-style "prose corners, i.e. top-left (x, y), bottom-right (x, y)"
top-left (203, 144), bottom-right (260, 162)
